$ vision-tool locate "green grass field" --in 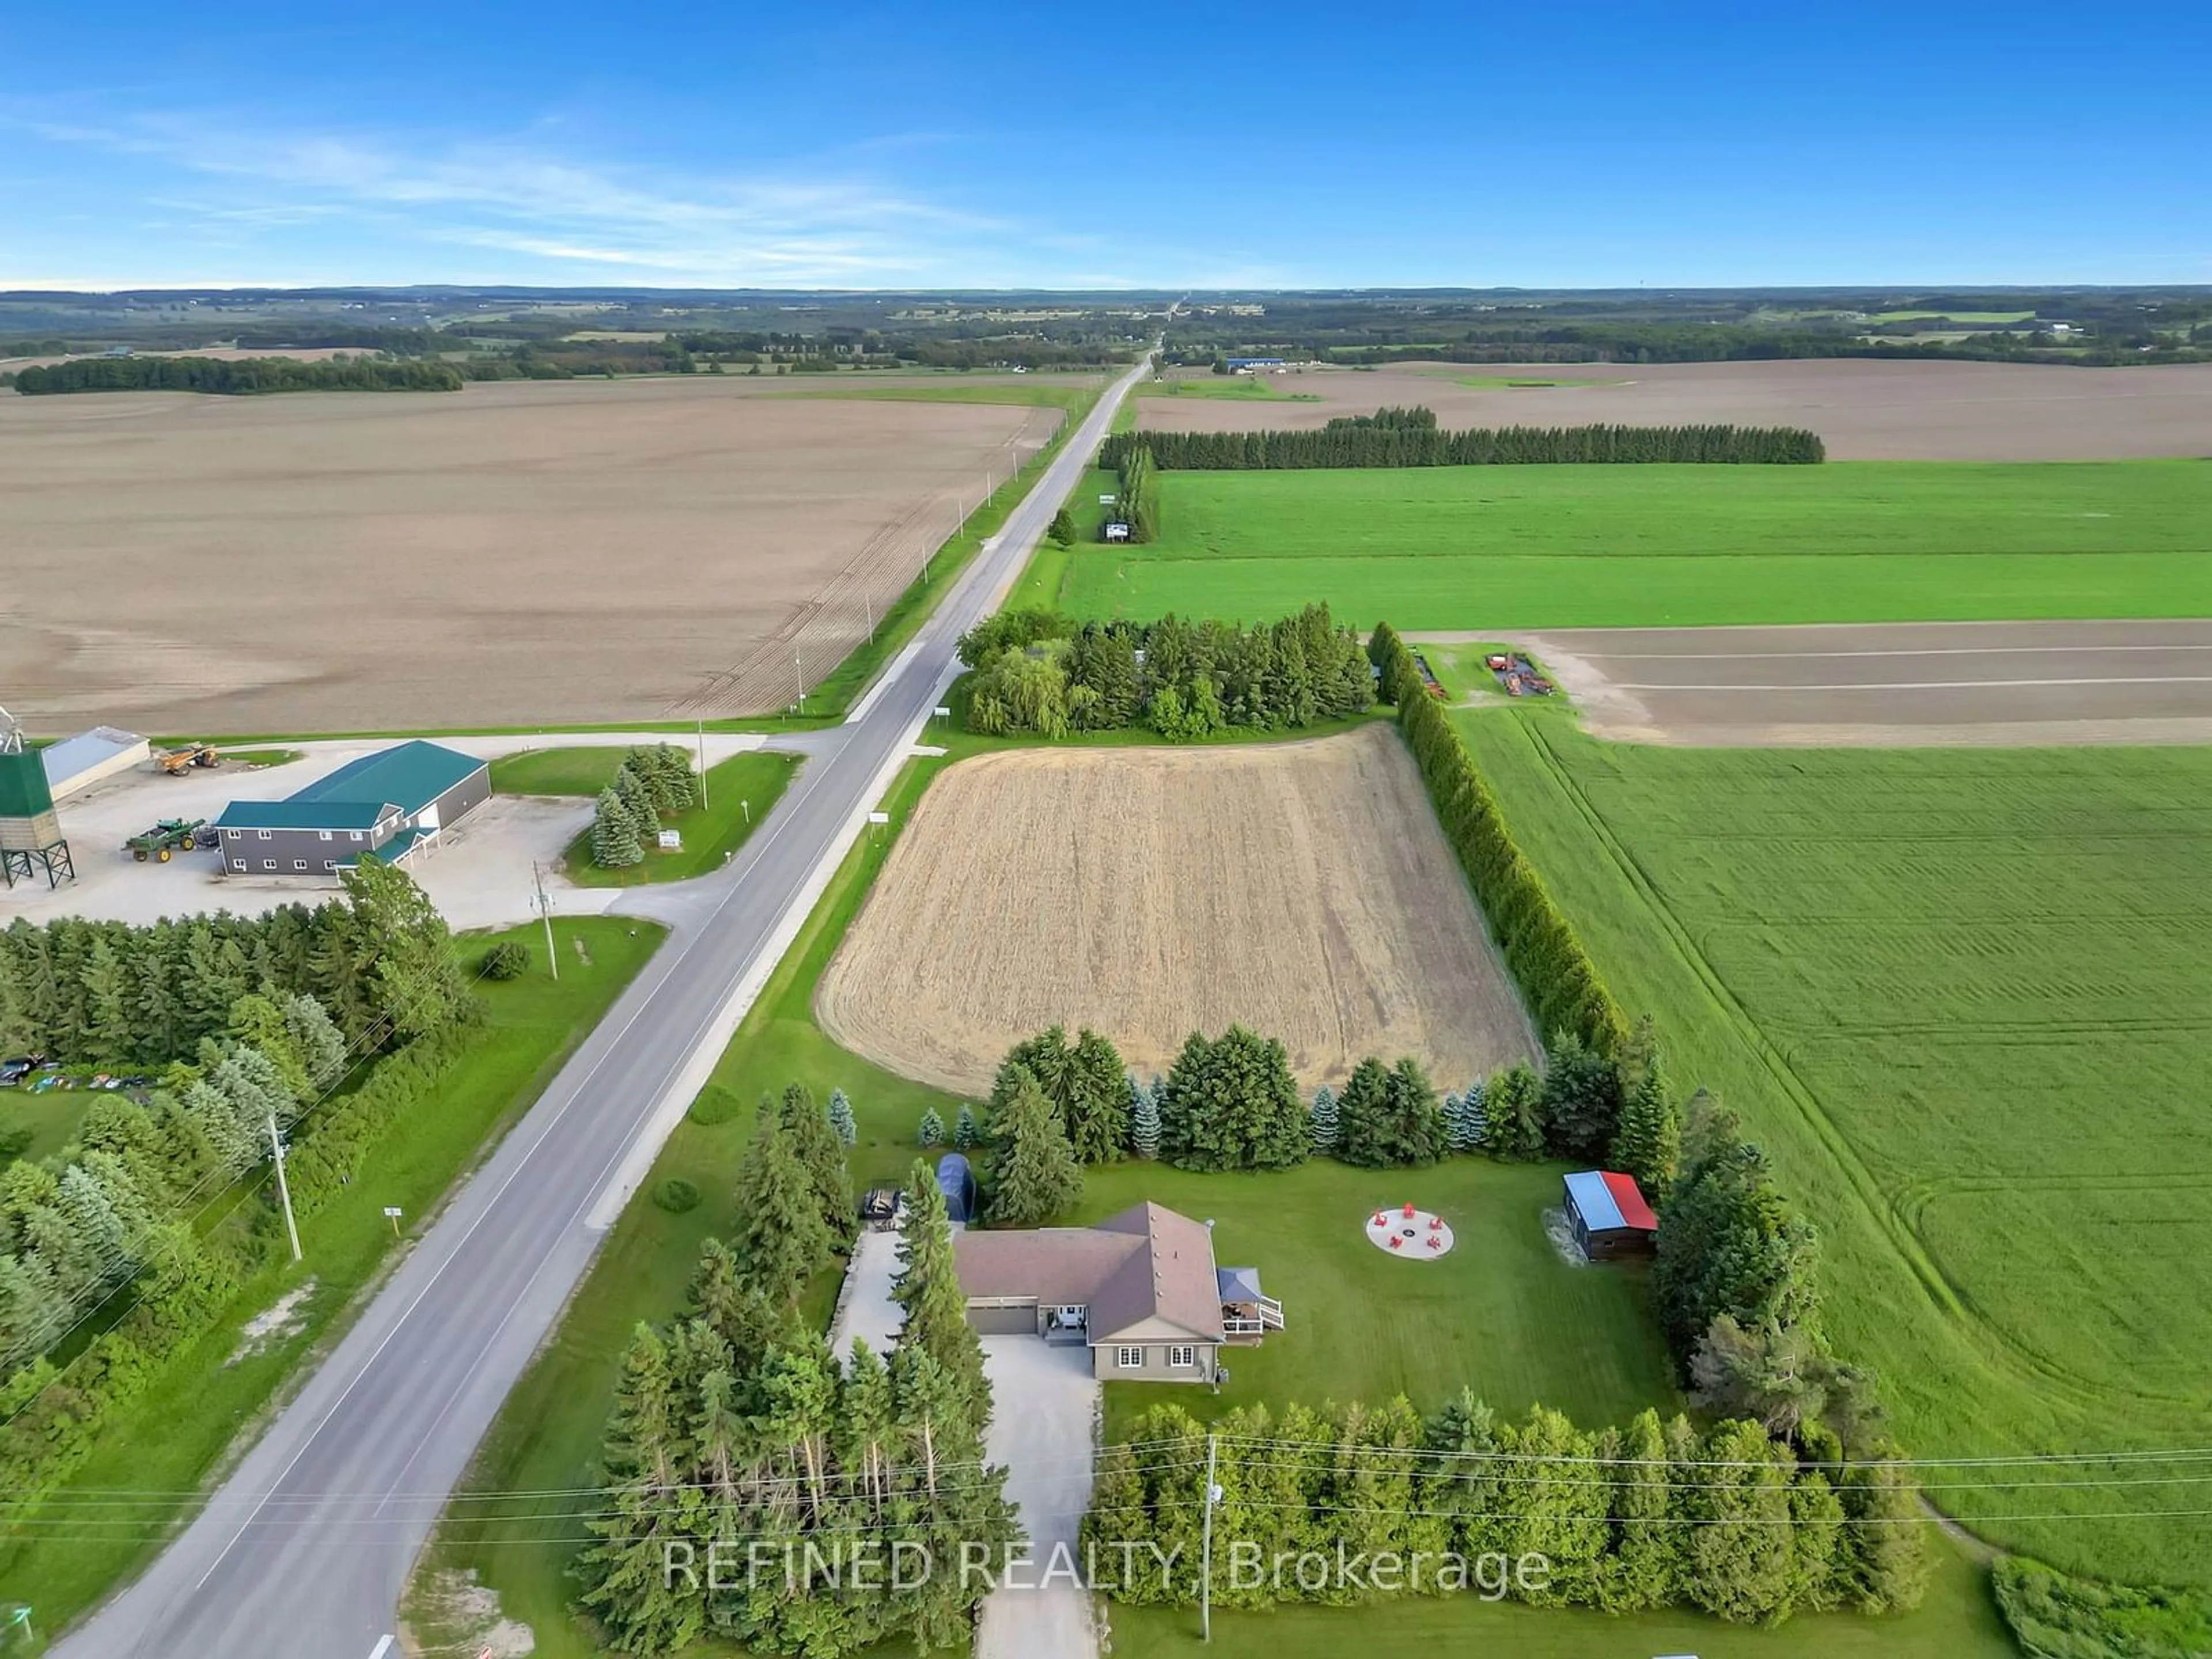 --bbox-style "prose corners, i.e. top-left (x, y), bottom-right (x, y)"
top-left (3, 917), bottom-right (664, 1641)
top-left (1138, 376), bottom-right (1322, 402)
top-left (1080, 1158), bottom-right (1681, 1440)
top-left (1053, 461), bottom-right (2212, 628)
top-left (1455, 703), bottom-right (2212, 1589)
top-left (491, 747), bottom-right (801, 885)
top-left (1869, 309), bottom-right (2035, 324)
